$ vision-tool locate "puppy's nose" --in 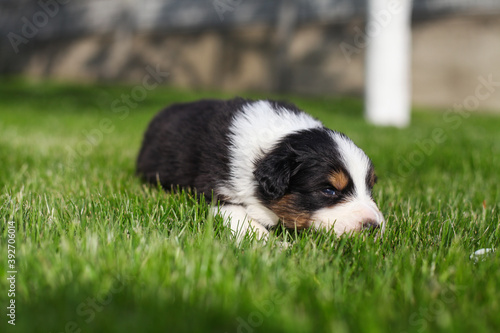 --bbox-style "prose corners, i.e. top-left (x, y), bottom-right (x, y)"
top-left (362, 219), bottom-right (380, 231)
